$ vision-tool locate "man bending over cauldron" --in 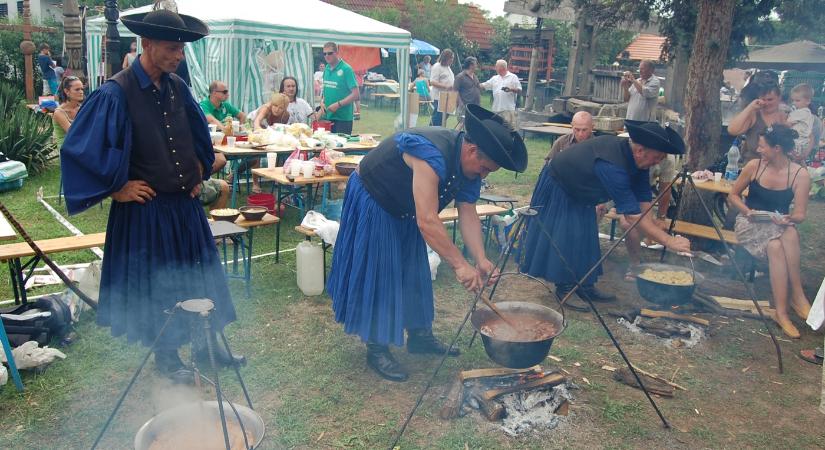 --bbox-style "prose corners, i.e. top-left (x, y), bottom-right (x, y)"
top-left (328, 105), bottom-right (528, 382)
top-left (60, 7), bottom-right (243, 382)
top-left (520, 120), bottom-right (692, 311)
